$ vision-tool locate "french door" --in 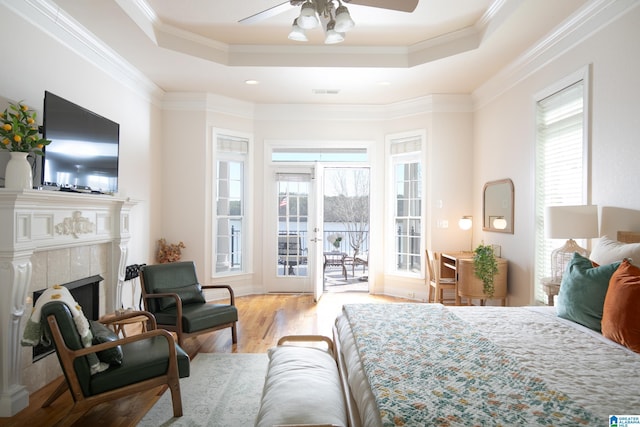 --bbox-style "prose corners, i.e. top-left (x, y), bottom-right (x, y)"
top-left (264, 165), bottom-right (370, 300)
top-left (264, 167), bottom-right (324, 297)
